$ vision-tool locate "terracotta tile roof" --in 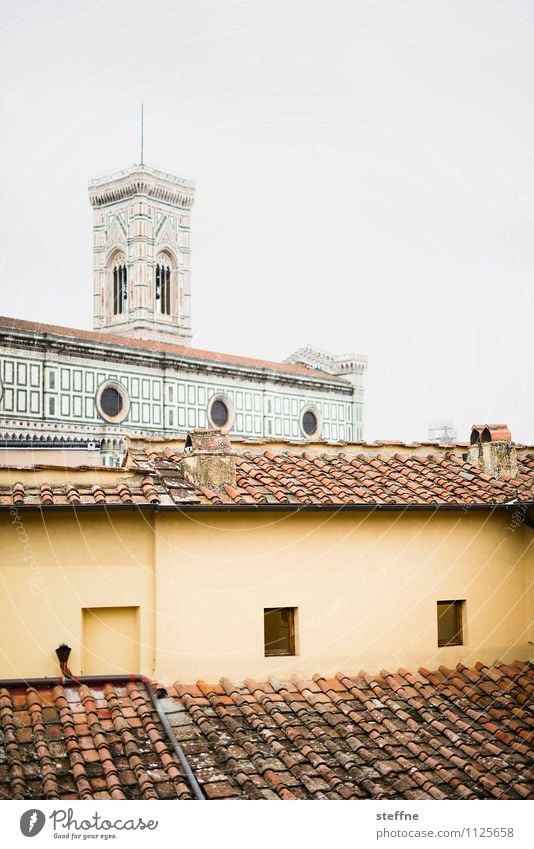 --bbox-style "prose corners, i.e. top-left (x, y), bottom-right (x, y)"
top-left (0, 316), bottom-right (343, 383)
top-left (1, 661), bottom-right (532, 800)
top-left (2, 449), bottom-right (533, 510)
top-left (0, 476), bottom-right (188, 509)
top-left (126, 447), bottom-right (534, 507)
top-left (0, 680), bottom-right (198, 800)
